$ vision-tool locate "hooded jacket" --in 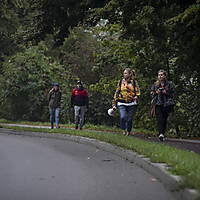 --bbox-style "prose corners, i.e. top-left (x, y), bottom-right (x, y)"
top-left (71, 86), bottom-right (88, 107)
